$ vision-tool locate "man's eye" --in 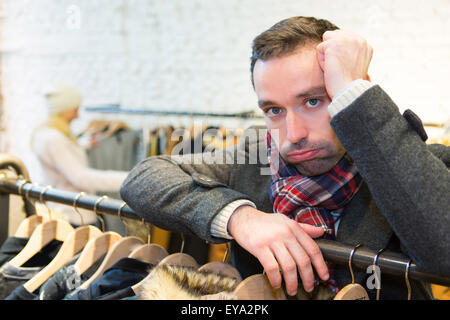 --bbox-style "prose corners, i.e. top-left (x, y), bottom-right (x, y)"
top-left (306, 98), bottom-right (320, 108)
top-left (267, 107), bottom-right (283, 116)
